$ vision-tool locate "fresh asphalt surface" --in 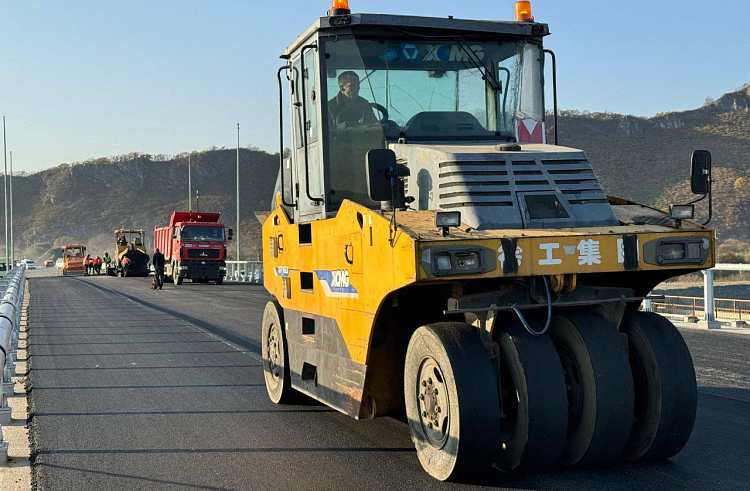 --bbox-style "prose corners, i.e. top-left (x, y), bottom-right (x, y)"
top-left (25, 275), bottom-right (750, 491)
